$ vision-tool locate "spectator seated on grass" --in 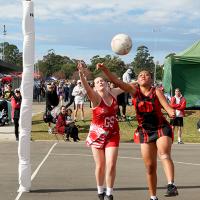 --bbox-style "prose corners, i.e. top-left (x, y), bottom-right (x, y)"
top-left (56, 106), bottom-right (80, 142)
